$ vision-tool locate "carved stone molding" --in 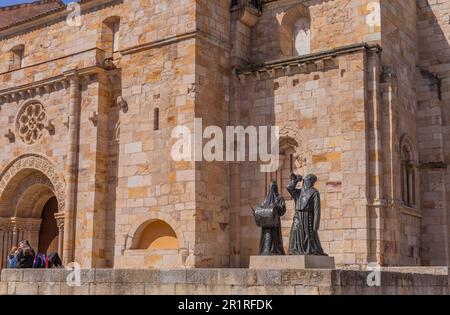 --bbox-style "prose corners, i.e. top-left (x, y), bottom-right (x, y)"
top-left (0, 66), bottom-right (108, 105)
top-left (0, 154), bottom-right (66, 212)
top-left (236, 43), bottom-right (381, 81)
top-left (0, 217), bottom-right (42, 232)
